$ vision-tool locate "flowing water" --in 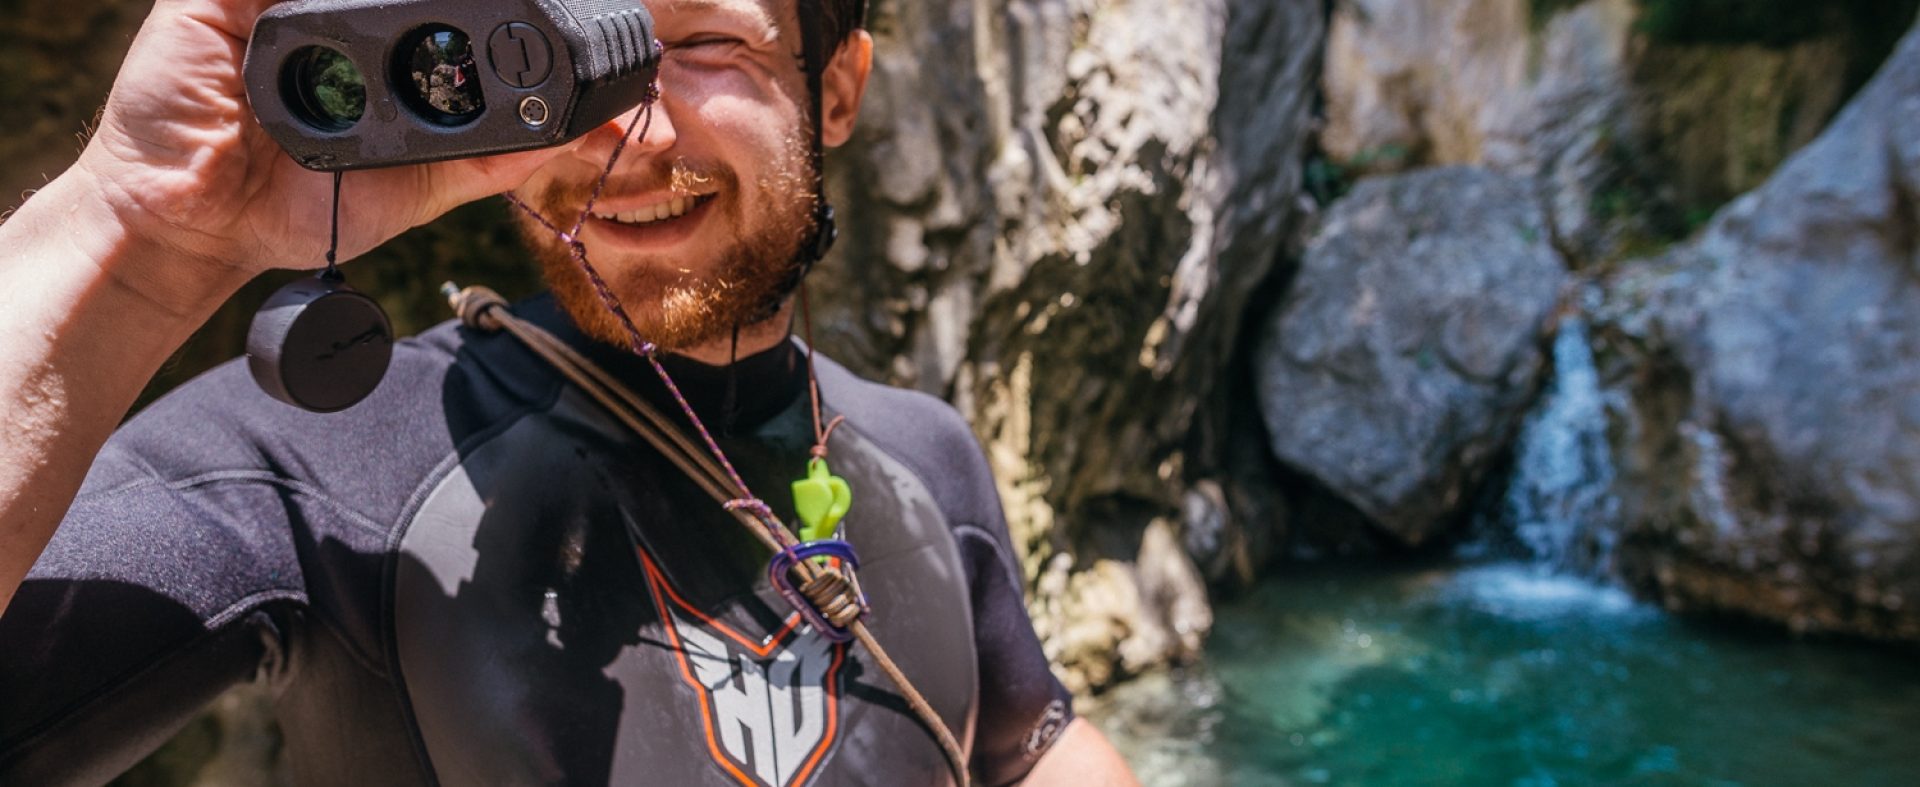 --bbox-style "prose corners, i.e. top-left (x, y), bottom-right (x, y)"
top-left (1499, 317), bottom-right (1618, 573)
top-left (1086, 317), bottom-right (1920, 785)
top-left (1083, 561), bottom-right (1920, 786)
